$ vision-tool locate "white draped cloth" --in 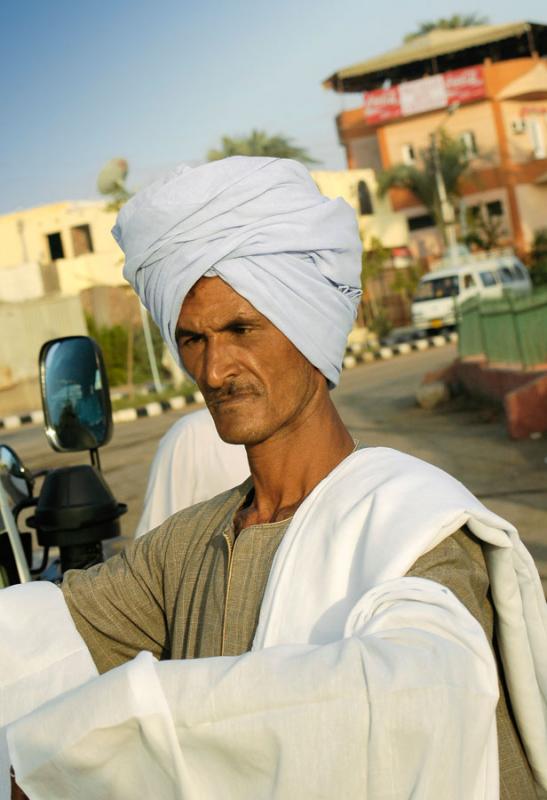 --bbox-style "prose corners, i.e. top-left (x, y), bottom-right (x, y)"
top-left (135, 408), bottom-right (249, 538)
top-left (1, 448), bottom-right (546, 799)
